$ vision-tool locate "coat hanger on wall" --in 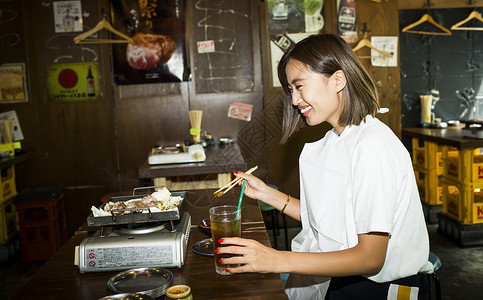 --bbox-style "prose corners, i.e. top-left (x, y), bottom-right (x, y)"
top-left (402, 13), bottom-right (452, 36)
top-left (73, 19), bottom-right (133, 44)
top-left (352, 39), bottom-right (393, 58)
top-left (352, 23), bottom-right (393, 59)
top-left (451, 11), bottom-right (483, 31)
